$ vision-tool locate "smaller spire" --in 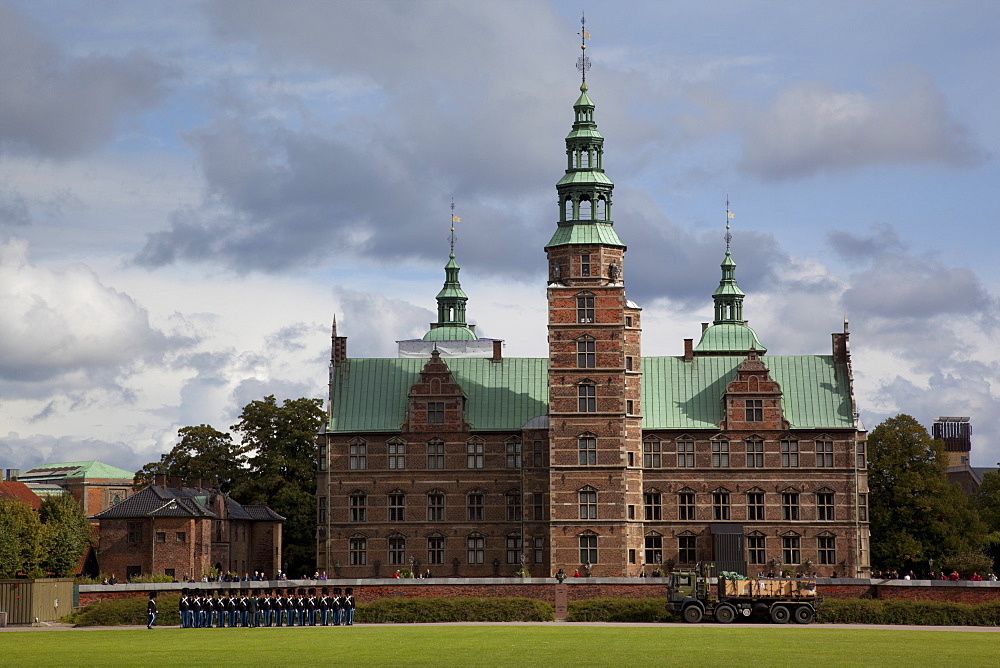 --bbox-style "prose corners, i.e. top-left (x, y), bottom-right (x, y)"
top-left (576, 12), bottom-right (591, 88)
